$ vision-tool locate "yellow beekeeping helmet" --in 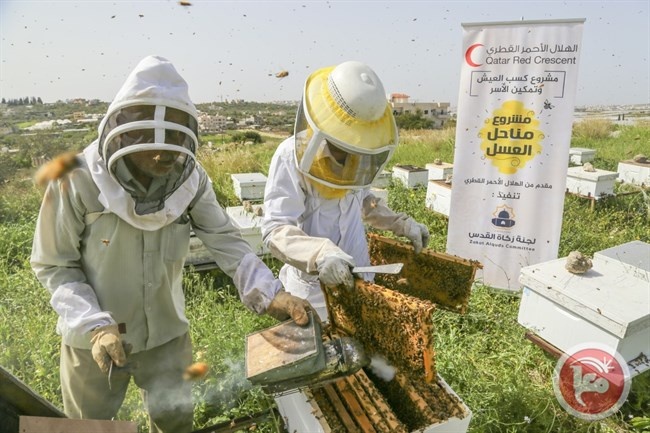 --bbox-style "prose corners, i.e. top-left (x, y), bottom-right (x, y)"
top-left (294, 61), bottom-right (398, 195)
